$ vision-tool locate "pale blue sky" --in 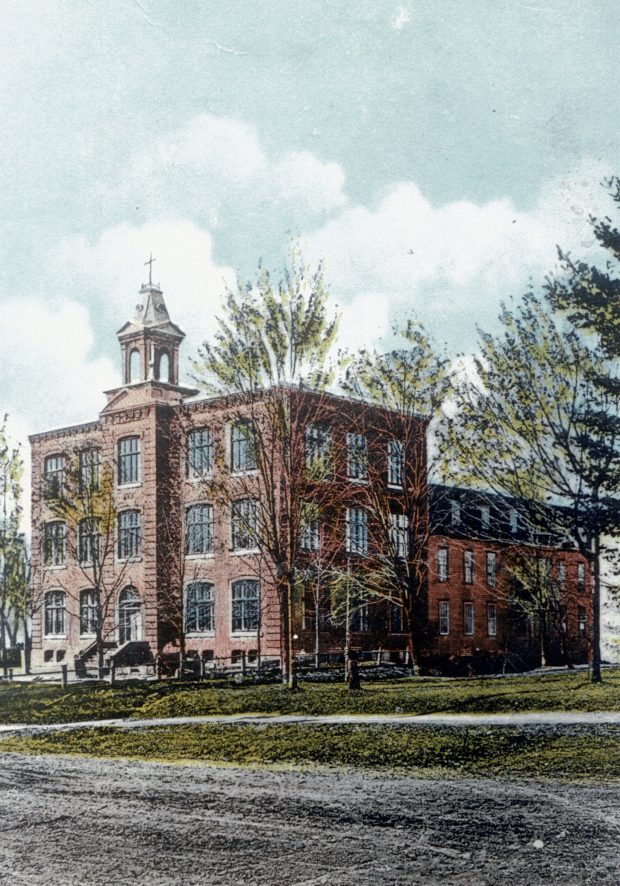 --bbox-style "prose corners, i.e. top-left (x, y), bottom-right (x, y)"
top-left (1, 0), bottom-right (619, 444)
